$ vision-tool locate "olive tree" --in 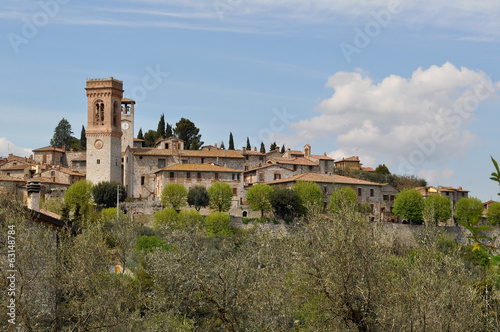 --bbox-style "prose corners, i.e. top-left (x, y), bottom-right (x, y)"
top-left (187, 185), bottom-right (209, 211)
